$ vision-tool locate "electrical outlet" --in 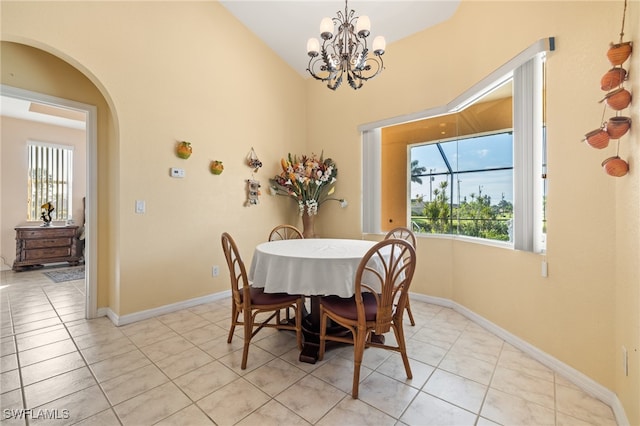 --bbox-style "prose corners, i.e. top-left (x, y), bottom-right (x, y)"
top-left (541, 260), bottom-right (548, 278)
top-left (212, 265), bottom-right (219, 277)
